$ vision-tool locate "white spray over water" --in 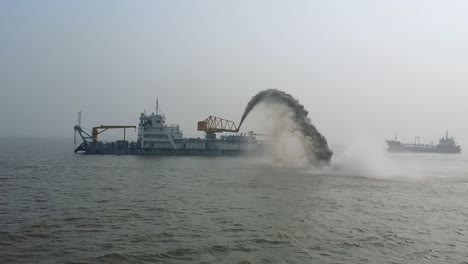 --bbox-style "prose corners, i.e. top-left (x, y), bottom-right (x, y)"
top-left (324, 136), bottom-right (464, 180)
top-left (329, 139), bottom-right (401, 178)
top-left (238, 90), bottom-right (462, 179)
top-left (238, 89), bottom-right (333, 166)
top-left (243, 102), bottom-right (325, 168)
top-left (263, 103), bottom-right (311, 167)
